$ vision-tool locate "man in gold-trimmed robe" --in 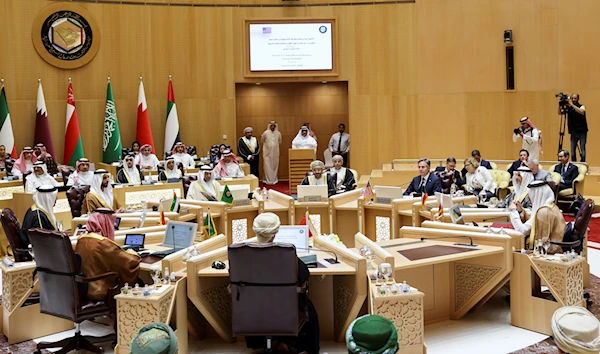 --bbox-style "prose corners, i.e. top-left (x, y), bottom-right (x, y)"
top-left (82, 169), bottom-right (124, 213)
top-left (75, 208), bottom-right (140, 301)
